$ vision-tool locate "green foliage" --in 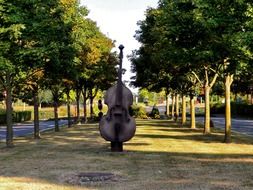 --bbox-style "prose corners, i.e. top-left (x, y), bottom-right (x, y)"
top-left (138, 89), bottom-right (165, 105)
top-left (62, 89), bottom-right (75, 103)
top-left (39, 90), bottom-right (53, 105)
top-left (130, 104), bottom-right (148, 119)
top-left (131, 0), bottom-right (253, 98)
top-left (39, 110), bottom-right (55, 120)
